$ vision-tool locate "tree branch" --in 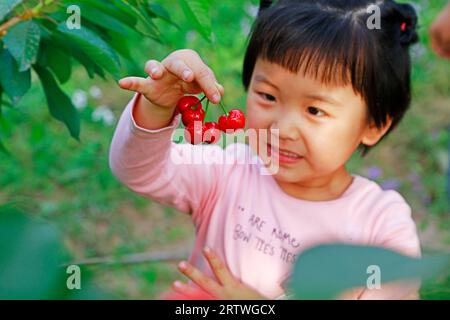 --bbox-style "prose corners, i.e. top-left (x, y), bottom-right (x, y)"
top-left (62, 248), bottom-right (191, 267)
top-left (0, 16), bottom-right (25, 36)
top-left (0, 0), bottom-right (56, 37)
